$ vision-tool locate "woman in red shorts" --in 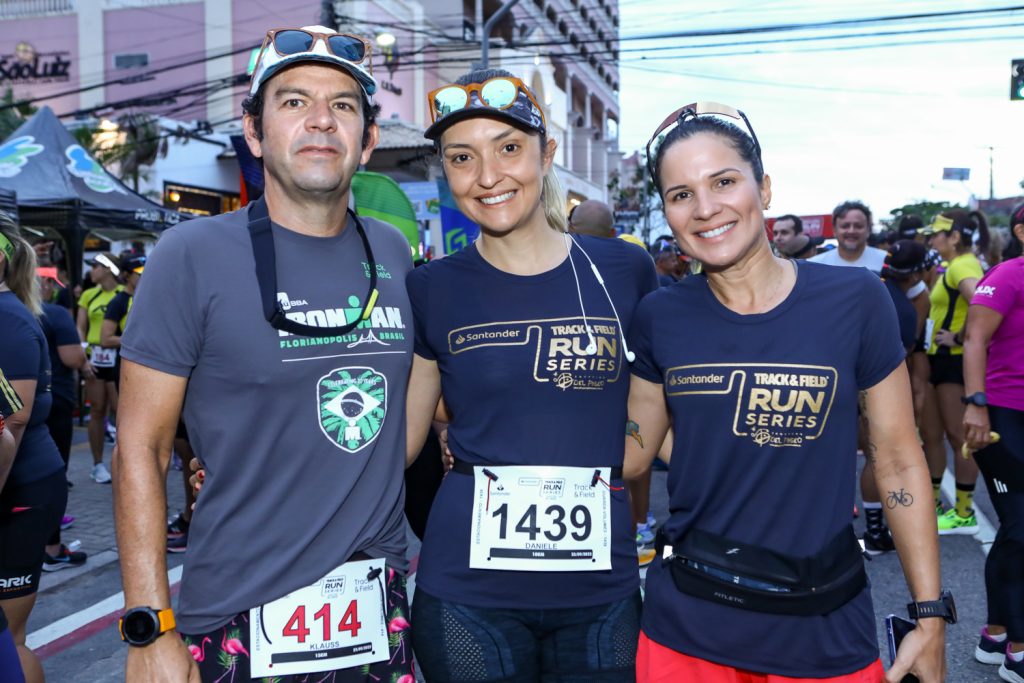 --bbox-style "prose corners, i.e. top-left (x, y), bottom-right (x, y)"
top-left (623, 103), bottom-right (948, 683)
